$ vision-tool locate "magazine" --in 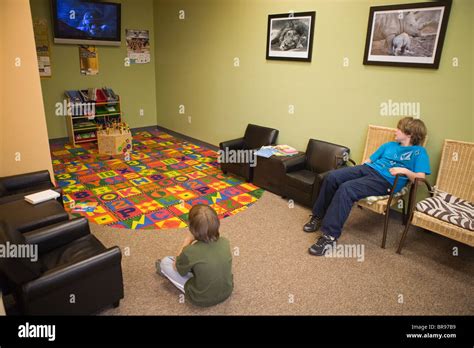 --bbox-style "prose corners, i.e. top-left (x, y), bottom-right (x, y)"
top-left (72, 202), bottom-right (98, 213)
